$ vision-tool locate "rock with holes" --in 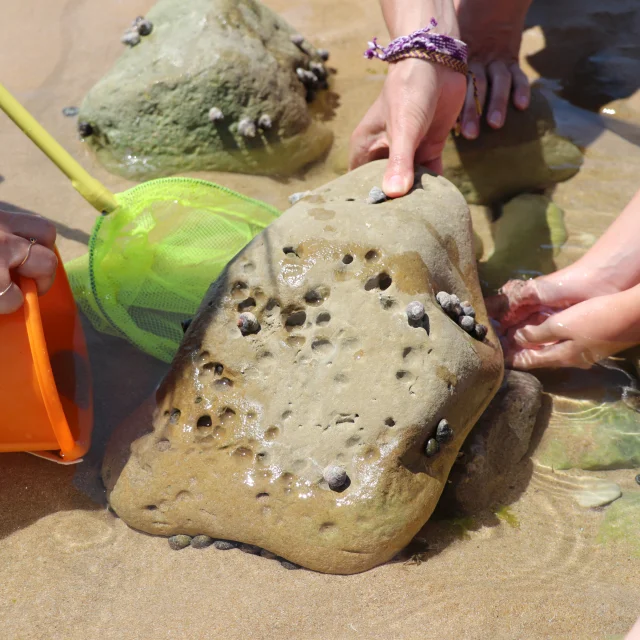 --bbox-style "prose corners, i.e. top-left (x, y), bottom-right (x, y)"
top-left (440, 370), bottom-right (542, 516)
top-left (78, 0), bottom-right (332, 179)
top-left (103, 160), bottom-right (504, 574)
